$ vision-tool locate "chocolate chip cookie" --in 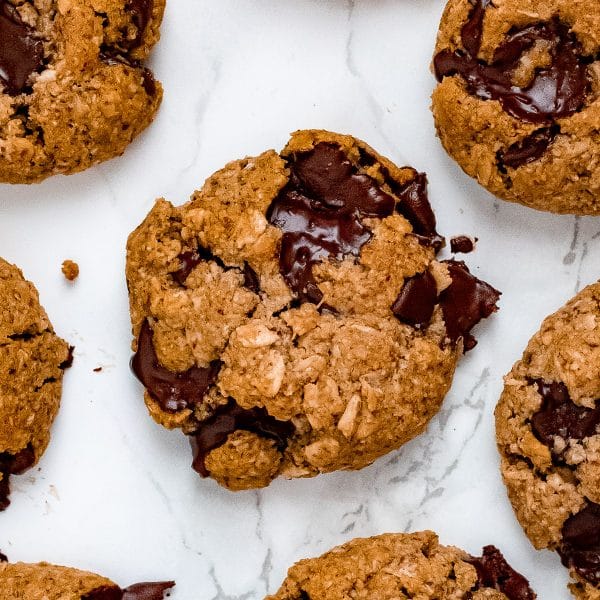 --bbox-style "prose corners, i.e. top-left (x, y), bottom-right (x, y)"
top-left (0, 257), bottom-right (71, 510)
top-left (126, 129), bottom-right (500, 491)
top-left (0, 559), bottom-right (174, 599)
top-left (496, 282), bottom-right (600, 599)
top-left (266, 531), bottom-right (535, 600)
top-left (432, 0), bottom-right (600, 214)
top-left (0, 0), bottom-right (165, 184)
